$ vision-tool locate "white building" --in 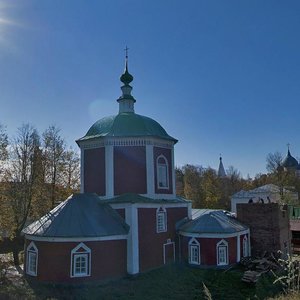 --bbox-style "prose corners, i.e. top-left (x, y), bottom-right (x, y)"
top-left (231, 184), bottom-right (298, 213)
